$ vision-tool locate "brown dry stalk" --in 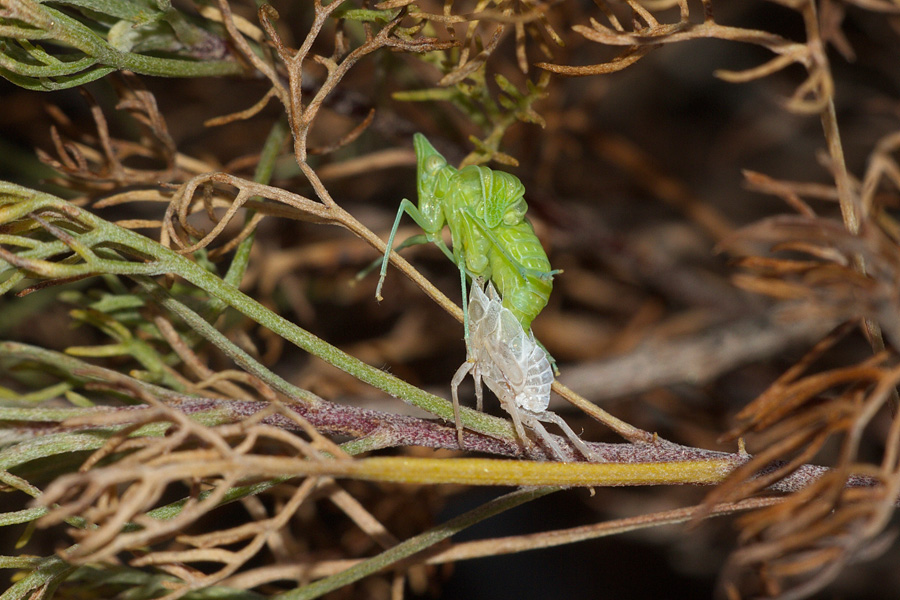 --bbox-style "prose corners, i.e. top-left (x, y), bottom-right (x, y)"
top-left (6, 2), bottom-right (900, 598)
